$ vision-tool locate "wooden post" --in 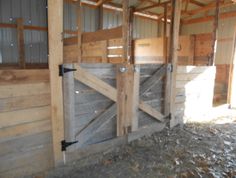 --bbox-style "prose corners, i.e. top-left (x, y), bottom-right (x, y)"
top-left (228, 28), bottom-right (236, 109)
top-left (77, 0), bottom-right (82, 63)
top-left (117, 1), bottom-right (140, 136)
top-left (189, 35), bottom-right (195, 65)
top-left (48, 0), bottom-right (65, 166)
top-left (209, 0), bottom-right (220, 66)
top-left (16, 18), bottom-right (25, 69)
top-left (169, 0), bottom-right (182, 128)
top-left (163, 4), bottom-right (168, 63)
top-left (98, 5), bottom-right (103, 30)
top-left (164, 2), bottom-right (174, 116)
